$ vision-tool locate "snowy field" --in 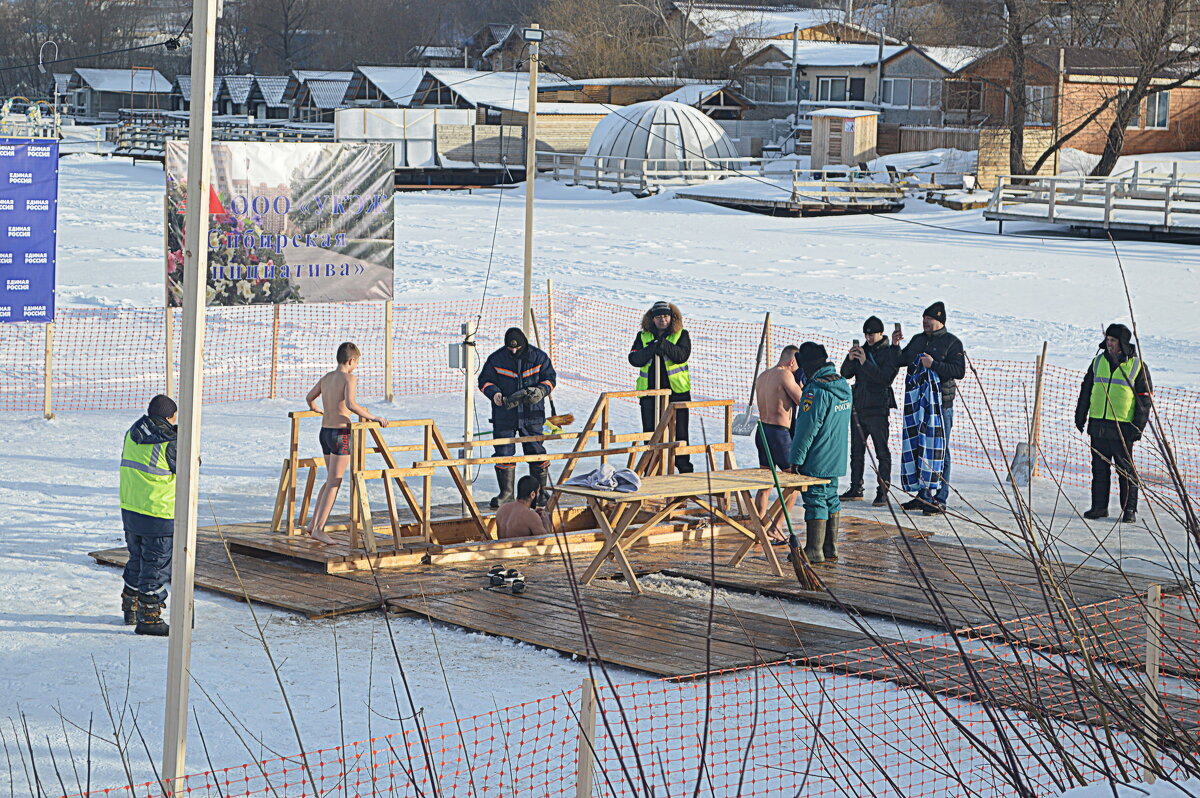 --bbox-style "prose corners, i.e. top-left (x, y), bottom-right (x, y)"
top-left (2, 154), bottom-right (1199, 794)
